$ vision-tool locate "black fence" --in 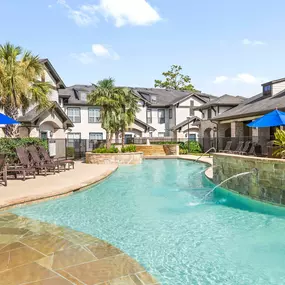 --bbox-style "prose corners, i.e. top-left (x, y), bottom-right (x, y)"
top-left (47, 135), bottom-right (275, 160)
